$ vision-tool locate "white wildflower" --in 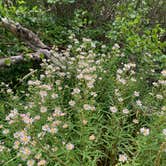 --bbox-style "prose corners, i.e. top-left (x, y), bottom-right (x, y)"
top-left (110, 106), bottom-right (118, 113)
top-left (140, 127), bottom-right (150, 136)
top-left (66, 143), bottom-right (74, 150)
top-left (69, 100), bottom-right (76, 107)
top-left (122, 108), bottom-right (129, 114)
top-left (119, 154), bottom-right (128, 163)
